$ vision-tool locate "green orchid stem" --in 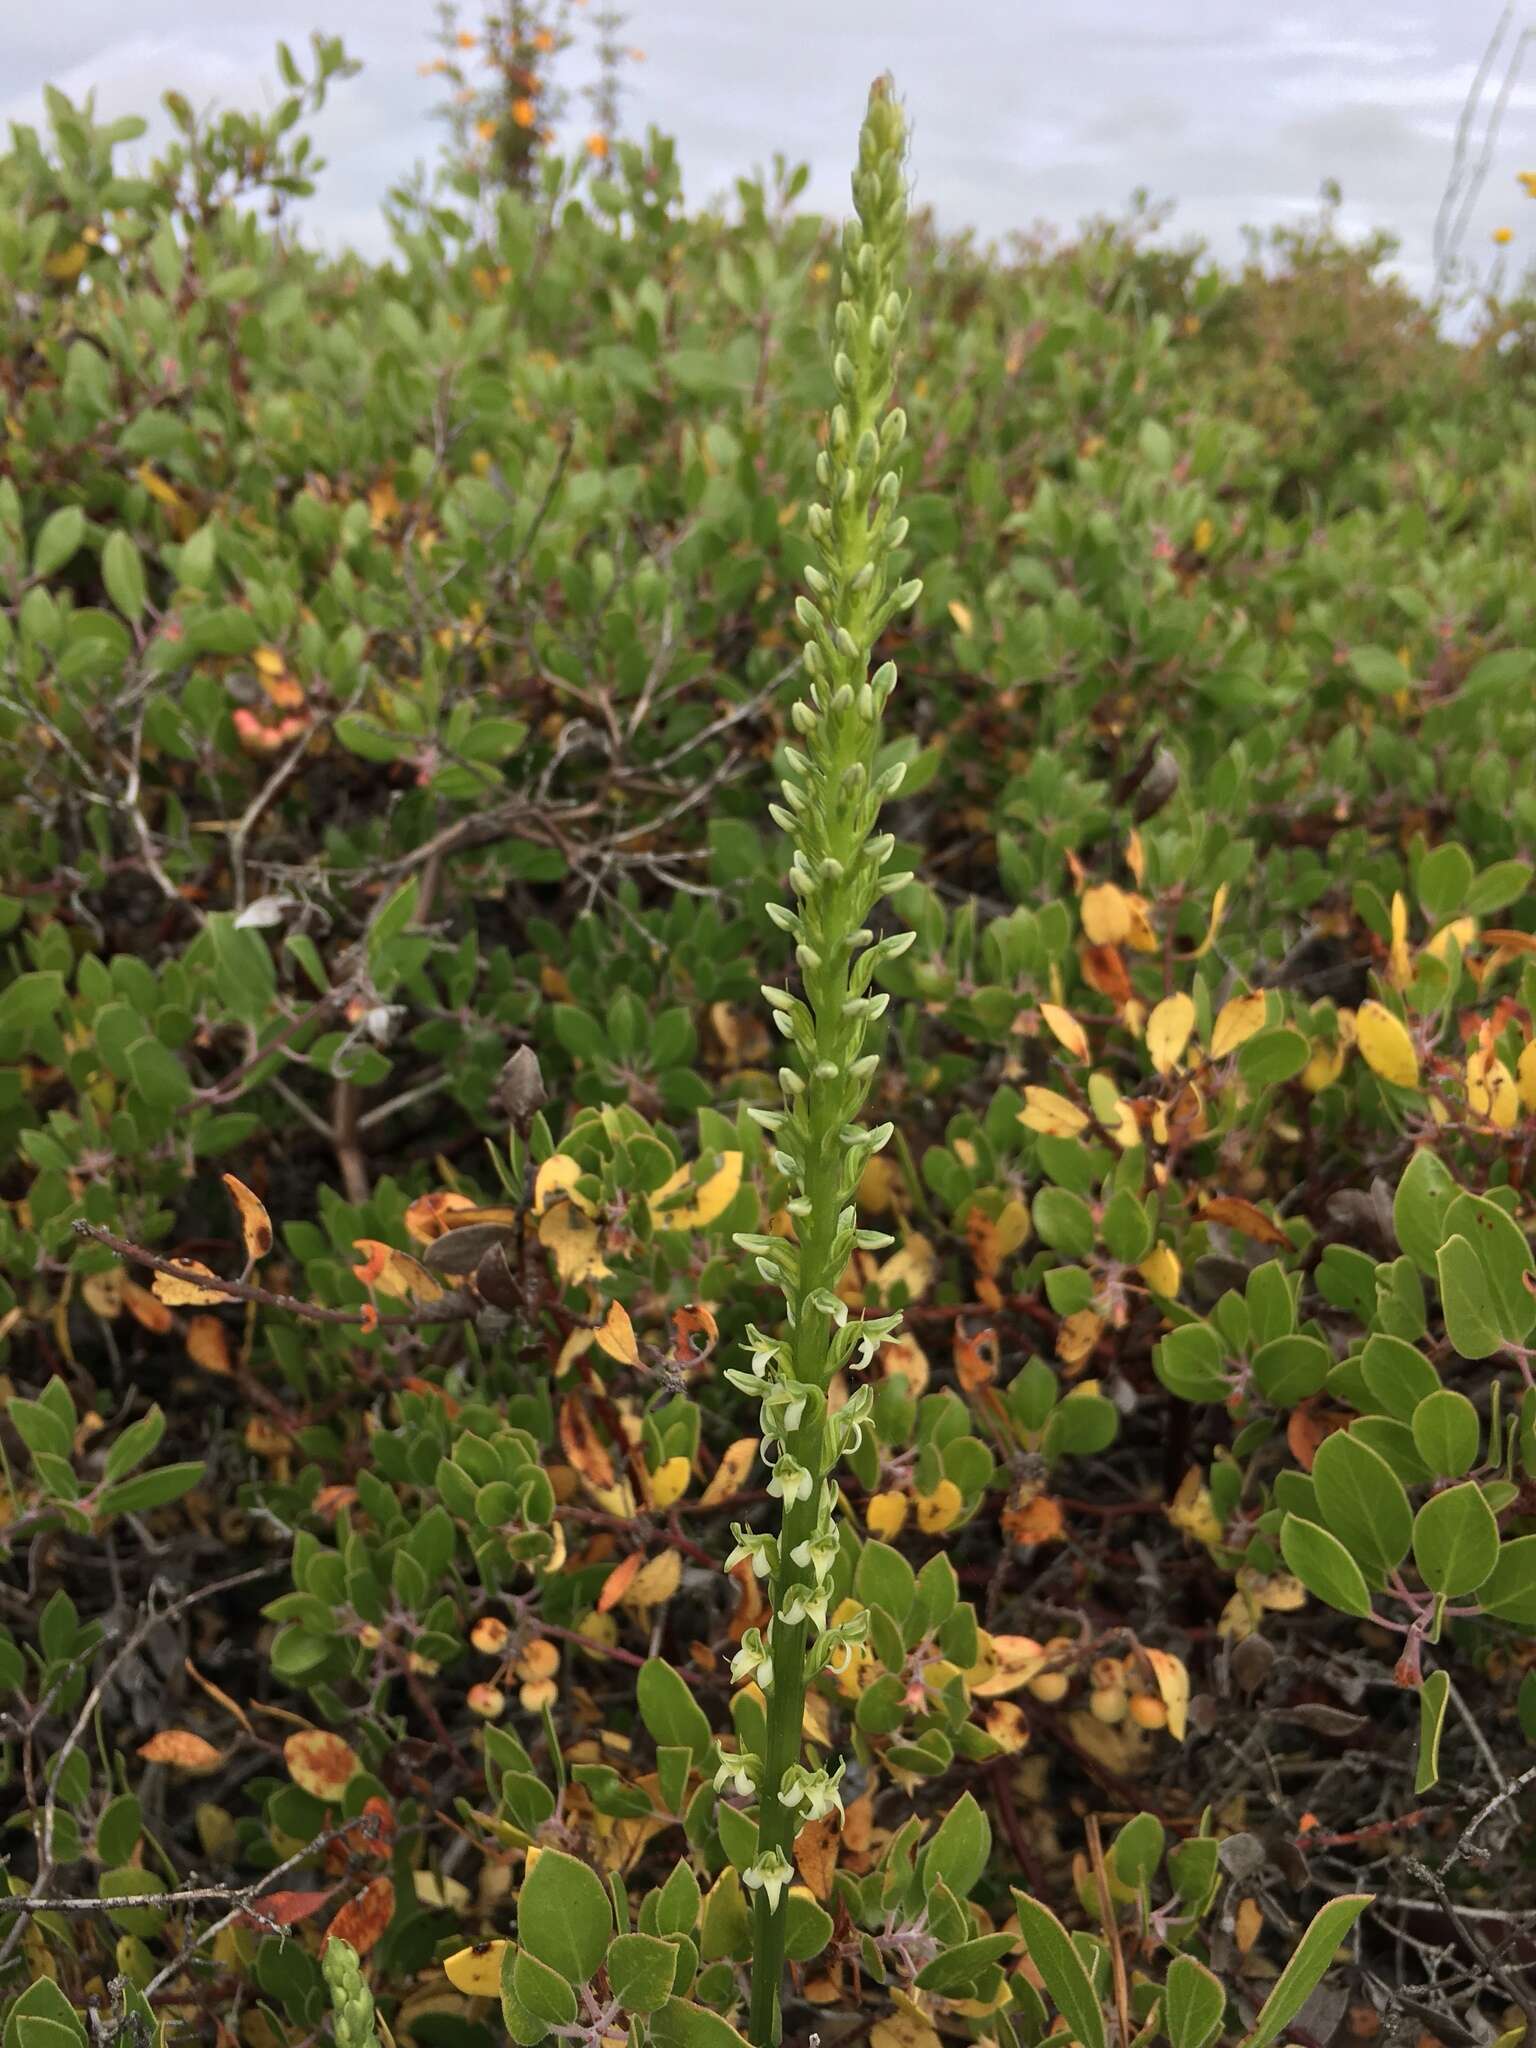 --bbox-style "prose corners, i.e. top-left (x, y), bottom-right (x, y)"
top-left (744, 77), bottom-right (915, 2048)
